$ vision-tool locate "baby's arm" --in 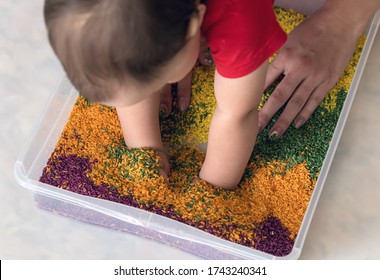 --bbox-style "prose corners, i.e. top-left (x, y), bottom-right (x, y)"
top-left (199, 62), bottom-right (268, 190)
top-left (116, 91), bottom-right (170, 178)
